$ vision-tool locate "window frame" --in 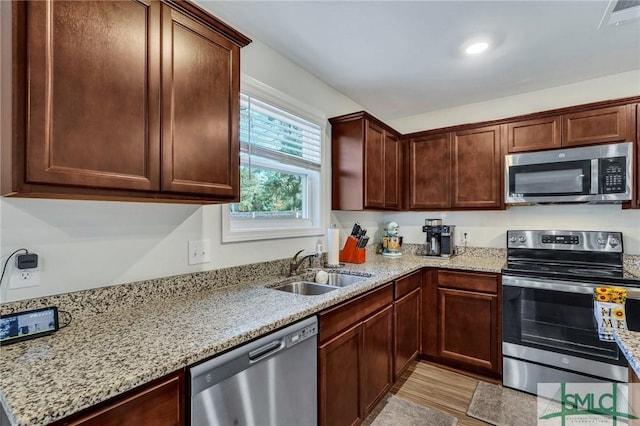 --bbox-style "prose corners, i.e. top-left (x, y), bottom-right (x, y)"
top-left (222, 75), bottom-right (328, 243)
